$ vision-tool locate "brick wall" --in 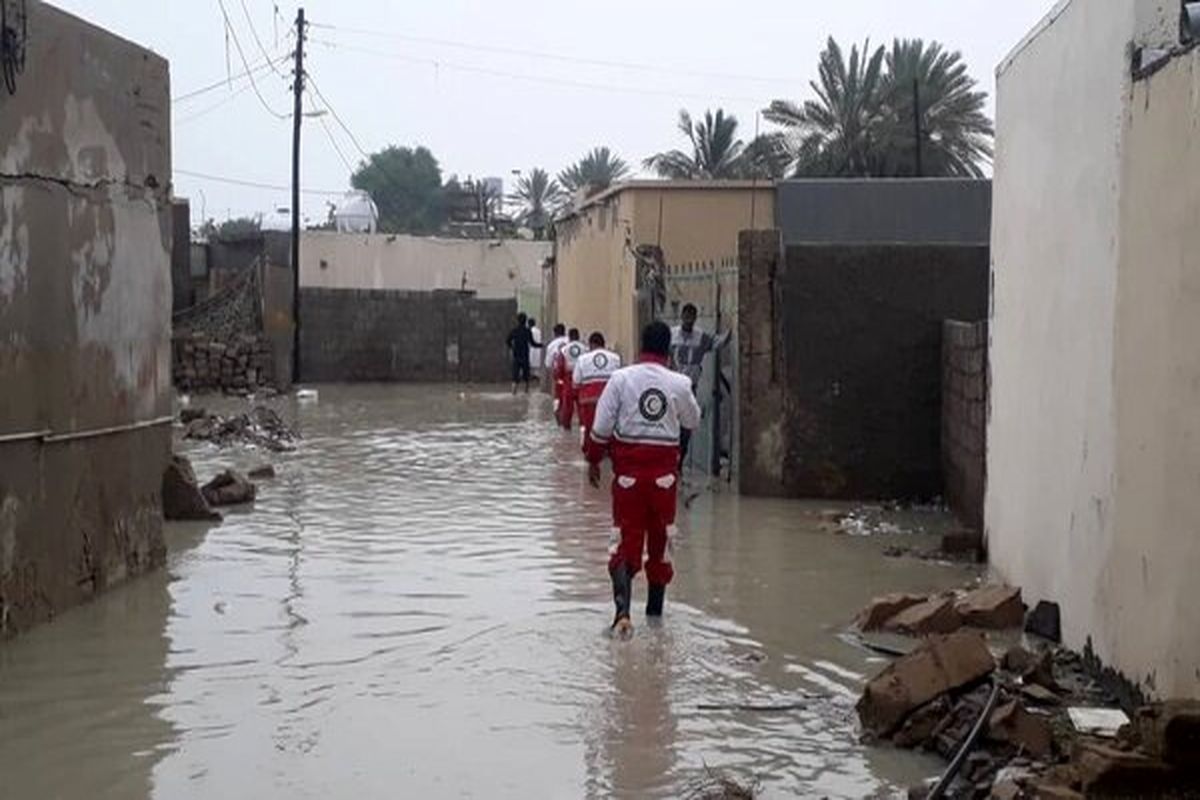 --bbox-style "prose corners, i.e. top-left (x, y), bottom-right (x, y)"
top-left (942, 320), bottom-right (988, 533)
top-left (299, 288), bottom-right (516, 383)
